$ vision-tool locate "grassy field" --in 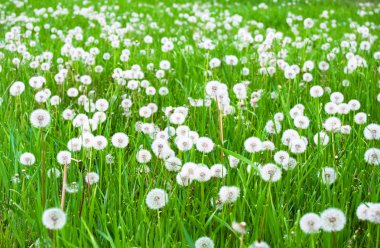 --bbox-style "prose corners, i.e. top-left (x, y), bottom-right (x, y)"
top-left (0, 0), bottom-right (379, 247)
